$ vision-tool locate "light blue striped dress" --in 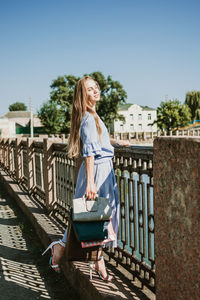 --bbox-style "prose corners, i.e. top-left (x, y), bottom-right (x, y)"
top-left (62, 112), bottom-right (120, 248)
